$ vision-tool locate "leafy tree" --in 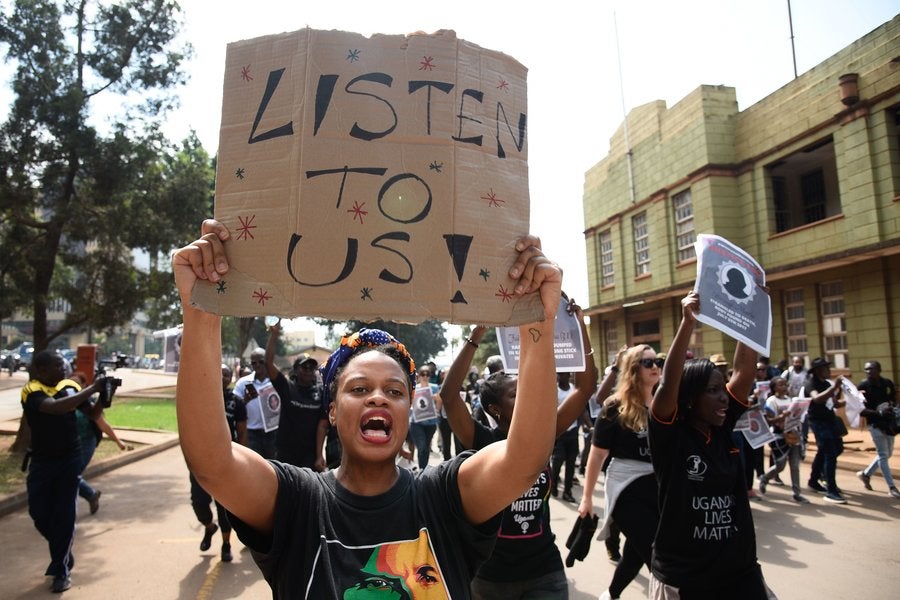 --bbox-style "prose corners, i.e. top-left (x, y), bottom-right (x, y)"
top-left (461, 325), bottom-right (500, 368)
top-left (0, 0), bottom-right (198, 351)
top-left (316, 319), bottom-right (448, 367)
